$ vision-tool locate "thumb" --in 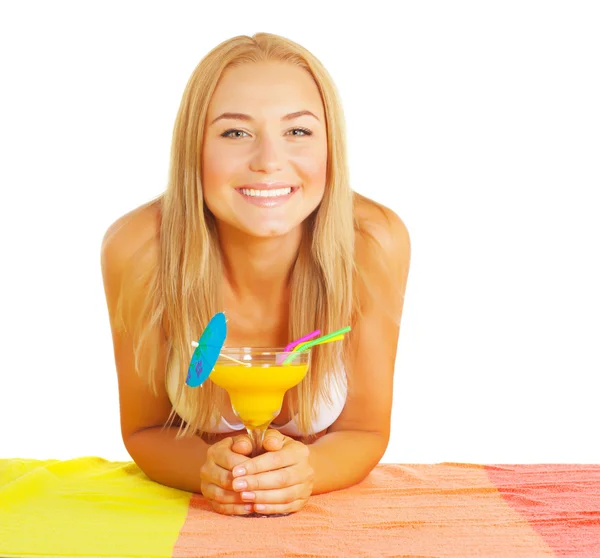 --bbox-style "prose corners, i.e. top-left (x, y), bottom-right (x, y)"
top-left (263, 429), bottom-right (285, 451)
top-left (230, 434), bottom-right (253, 455)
